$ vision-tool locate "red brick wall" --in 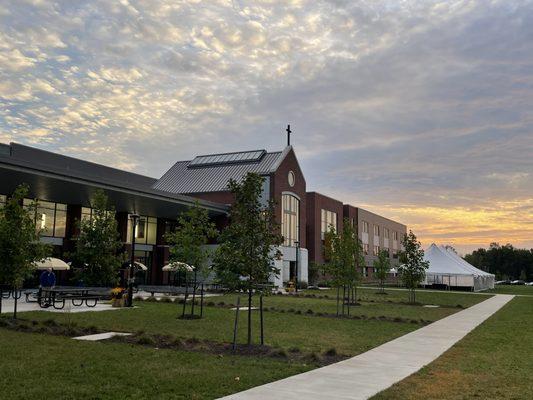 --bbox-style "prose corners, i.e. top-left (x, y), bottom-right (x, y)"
top-left (271, 148), bottom-right (307, 248)
top-left (306, 192), bottom-right (344, 265)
